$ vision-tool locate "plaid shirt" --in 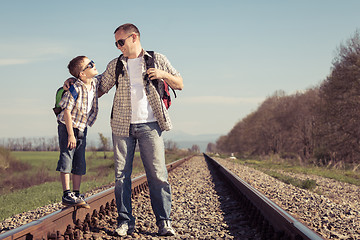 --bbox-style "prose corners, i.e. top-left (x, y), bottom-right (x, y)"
top-left (57, 78), bottom-right (99, 132)
top-left (99, 50), bottom-right (180, 137)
